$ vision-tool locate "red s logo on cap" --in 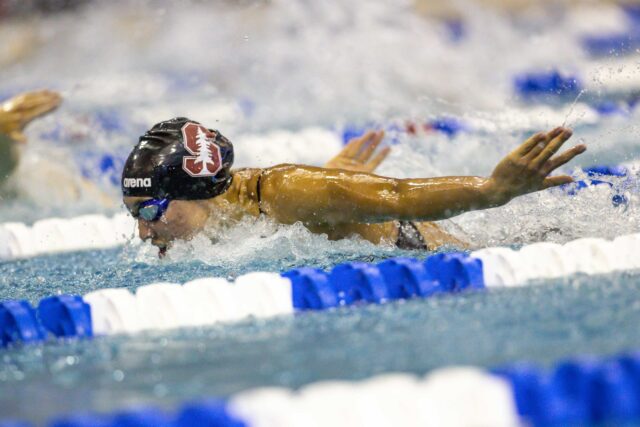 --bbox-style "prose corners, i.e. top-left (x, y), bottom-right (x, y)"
top-left (180, 122), bottom-right (223, 177)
